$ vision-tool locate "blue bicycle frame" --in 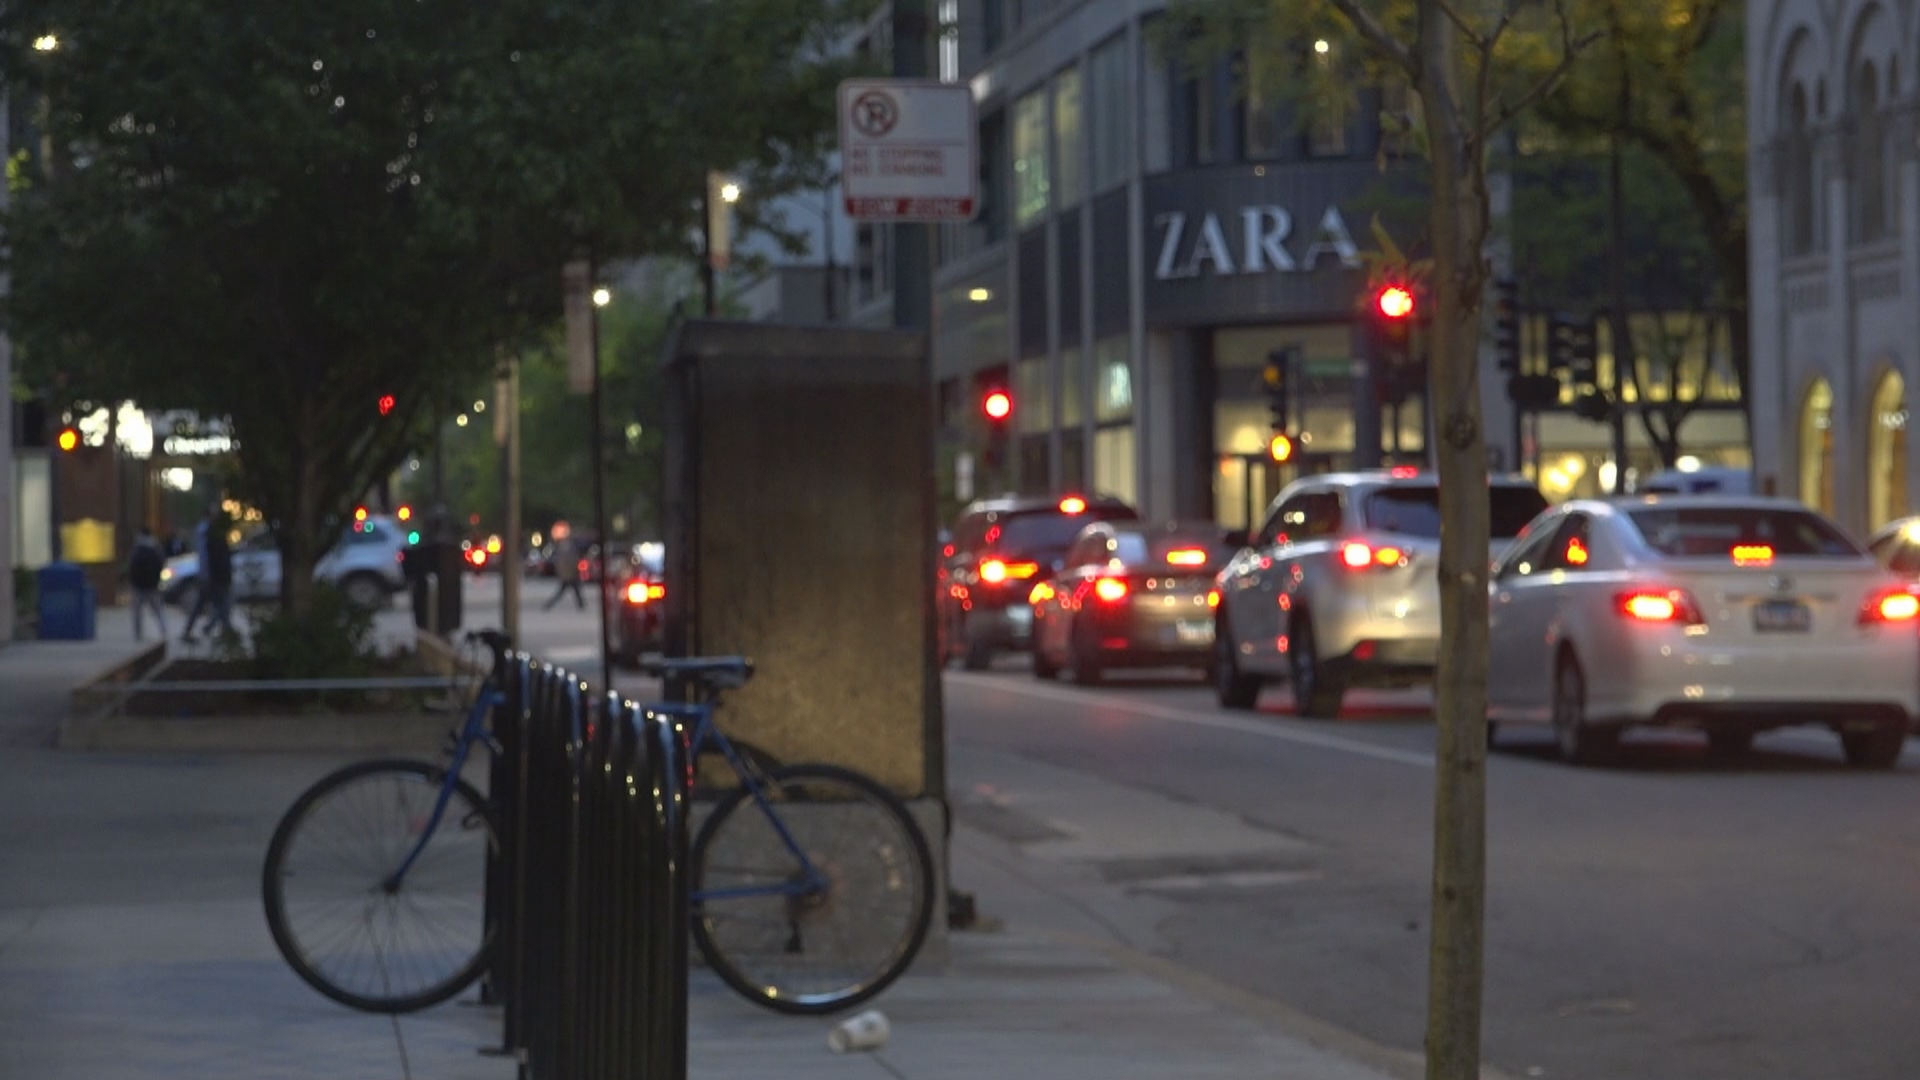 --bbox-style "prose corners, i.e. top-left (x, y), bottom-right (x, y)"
top-left (383, 681), bottom-right (505, 891)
